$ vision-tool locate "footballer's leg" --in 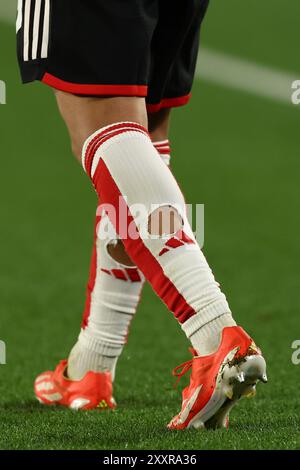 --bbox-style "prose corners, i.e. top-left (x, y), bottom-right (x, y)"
top-left (37, 212), bottom-right (144, 409)
top-left (55, 90), bottom-right (266, 425)
top-left (67, 212), bottom-right (145, 384)
top-left (17, 0), bottom-right (266, 423)
top-left (66, 109), bottom-right (174, 385)
top-left (35, 98), bottom-right (176, 410)
top-left (15, 0), bottom-right (157, 410)
top-left (148, 0), bottom-right (267, 429)
top-left (34, 95), bottom-right (148, 410)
